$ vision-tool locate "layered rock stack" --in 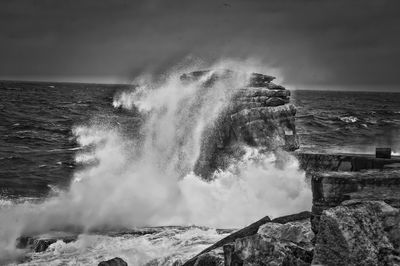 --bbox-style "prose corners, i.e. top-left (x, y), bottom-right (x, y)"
top-left (181, 70), bottom-right (299, 178)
